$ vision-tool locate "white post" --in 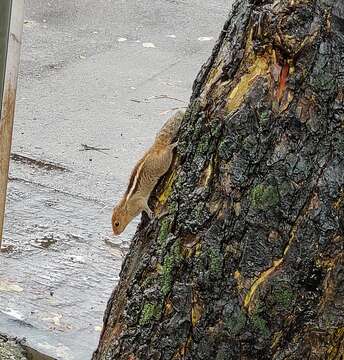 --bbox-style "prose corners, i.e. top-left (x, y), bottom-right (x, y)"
top-left (0, 0), bottom-right (24, 248)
